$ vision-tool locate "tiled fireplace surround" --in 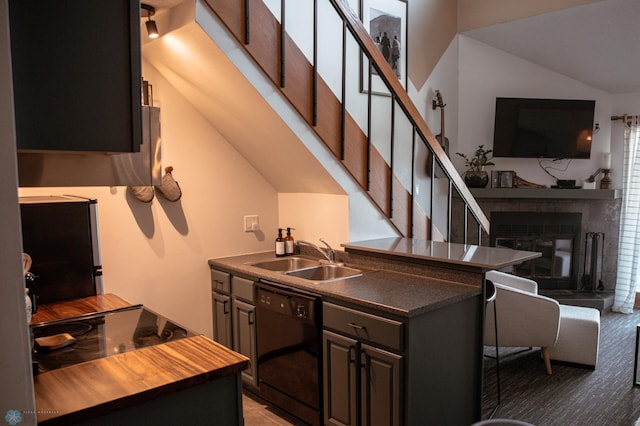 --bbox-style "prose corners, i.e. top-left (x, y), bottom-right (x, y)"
top-left (452, 189), bottom-right (621, 309)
